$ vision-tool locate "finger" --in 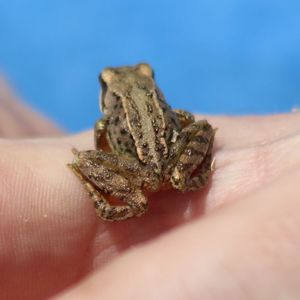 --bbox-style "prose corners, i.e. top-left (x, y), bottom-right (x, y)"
top-left (207, 131), bottom-right (300, 210)
top-left (1, 117), bottom-right (299, 299)
top-left (197, 113), bottom-right (300, 149)
top-left (55, 167), bottom-right (300, 300)
top-left (0, 139), bottom-right (96, 300)
top-left (0, 76), bottom-right (63, 138)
